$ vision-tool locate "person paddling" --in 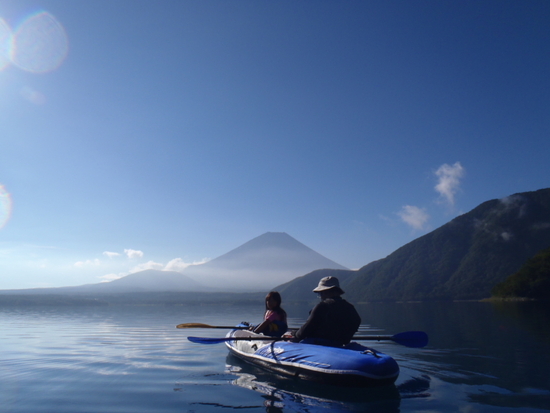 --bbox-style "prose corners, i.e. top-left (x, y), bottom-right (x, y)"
top-left (252, 291), bottom-right (288, 337)
top-left (286, 276), bottom-right (361, 347)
